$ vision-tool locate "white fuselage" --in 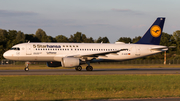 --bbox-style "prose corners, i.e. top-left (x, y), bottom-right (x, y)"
top-left (3, 43), bottom-right (167, 62)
